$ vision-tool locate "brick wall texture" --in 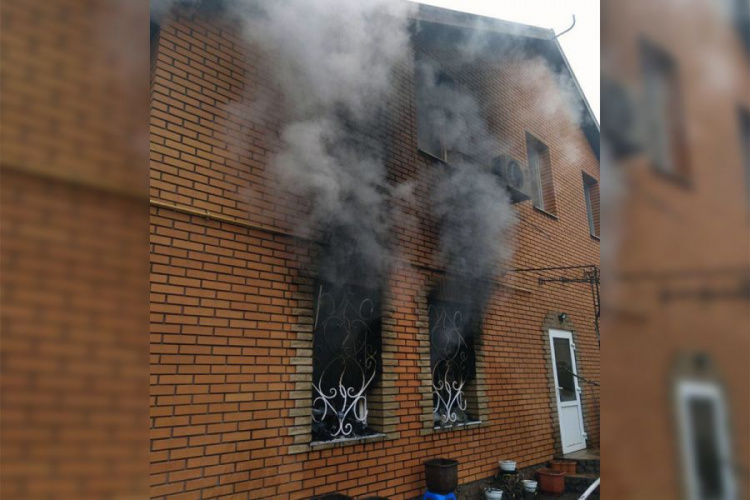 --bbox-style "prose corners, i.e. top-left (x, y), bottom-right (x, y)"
top-left (150, 11), bottom-right (601, 500)
top-left (1, 1), bottom-right (150, 499)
